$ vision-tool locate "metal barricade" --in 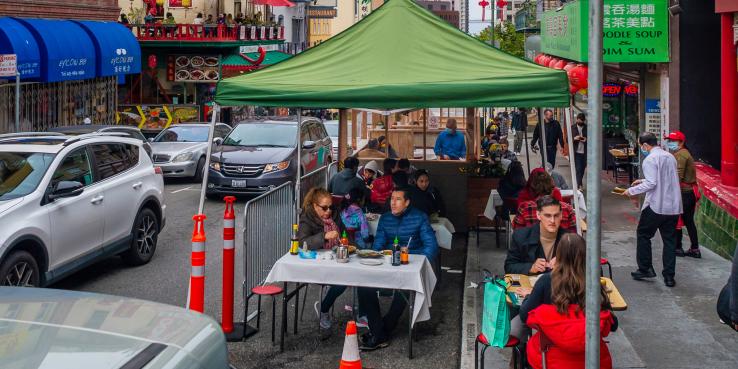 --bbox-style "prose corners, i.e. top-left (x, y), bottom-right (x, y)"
top-left (243, 181), bottom-right (294, 300)
top-left (299, 165), bottom-right (328, 204)
top-left (326, 160), bottom-right (339, 189)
